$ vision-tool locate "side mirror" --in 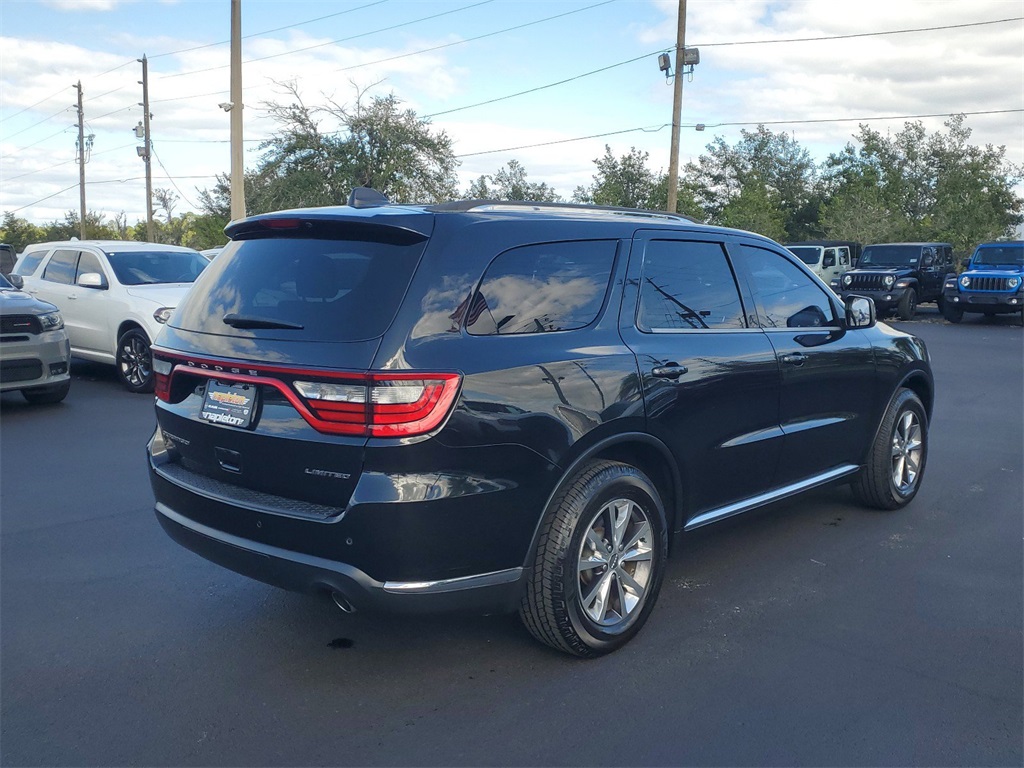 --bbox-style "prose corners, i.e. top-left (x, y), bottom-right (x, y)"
top-left (77, 272), bottom-right (108, 290)
top-left (8, 274), bottom-right (24, 289)
top-left (961, 258), bottom-right (971, 270)
top-left (845, 295), bottom-right (875, 329)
